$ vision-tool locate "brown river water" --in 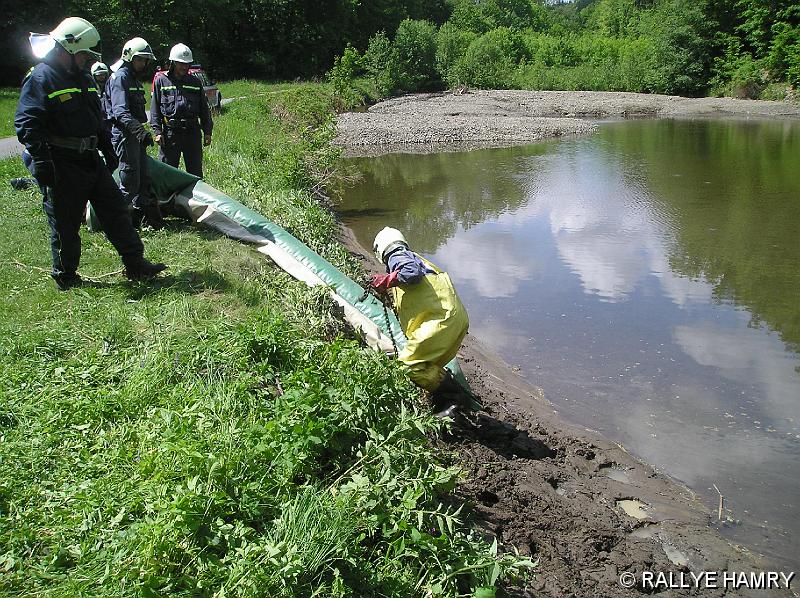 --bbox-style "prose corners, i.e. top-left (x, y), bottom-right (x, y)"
top-left (337, 118), bottom-right (800, 571)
